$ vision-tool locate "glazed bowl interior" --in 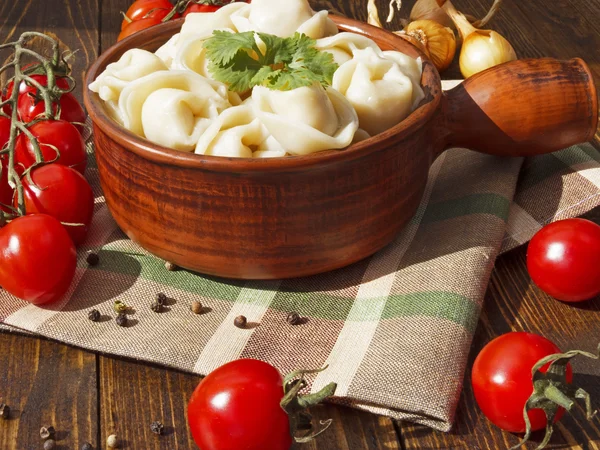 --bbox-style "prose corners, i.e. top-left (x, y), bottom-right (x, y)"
top-left (85, 15), bottom-right (442, 172)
